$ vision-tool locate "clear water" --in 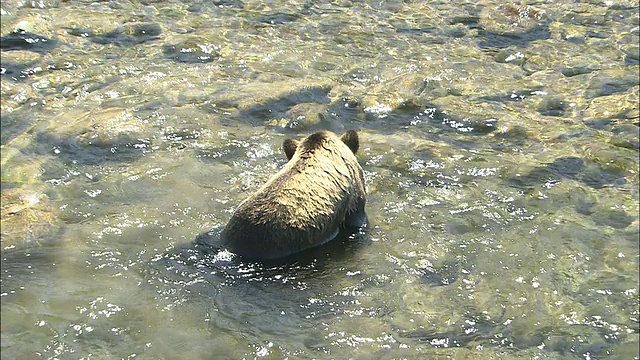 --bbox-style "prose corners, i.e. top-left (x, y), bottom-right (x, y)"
top-left (1, 0), bottom-right (638, 359)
